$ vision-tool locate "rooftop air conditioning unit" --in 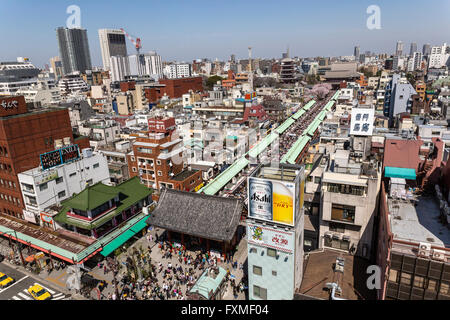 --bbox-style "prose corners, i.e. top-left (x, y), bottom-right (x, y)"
top-left (431, 249), bottom-right (446, 262)
top-left (418, 242), bottom-right (431, 257)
